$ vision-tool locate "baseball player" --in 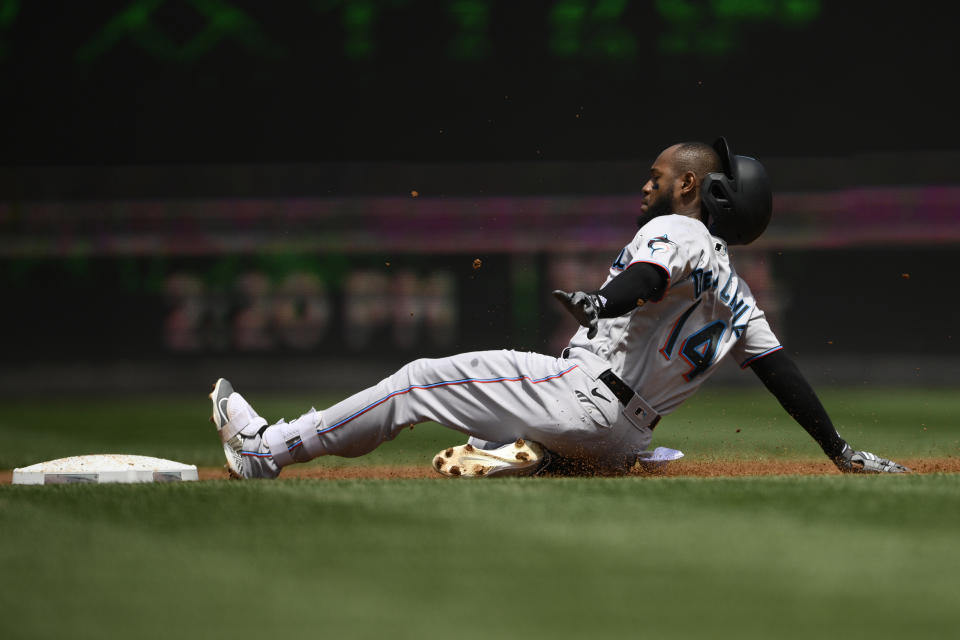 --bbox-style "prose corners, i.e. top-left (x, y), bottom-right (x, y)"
top-left (209, 138), bottom-right (909, 478)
